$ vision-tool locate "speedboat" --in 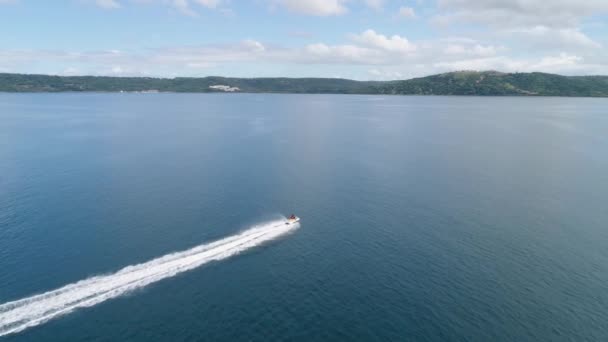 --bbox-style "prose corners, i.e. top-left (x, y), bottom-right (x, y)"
top-left (286, 214), bottom-right (300, 225)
